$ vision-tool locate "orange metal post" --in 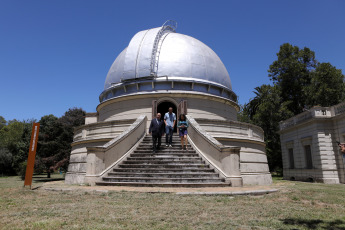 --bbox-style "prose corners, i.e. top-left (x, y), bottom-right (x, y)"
top-left (24, 123), bottom-right (40, 189)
